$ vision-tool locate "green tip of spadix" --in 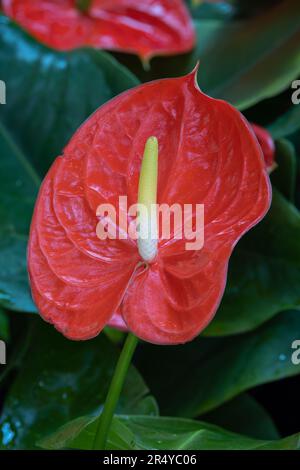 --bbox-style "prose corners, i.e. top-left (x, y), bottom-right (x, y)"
top-left (138, 136), bottom-right (158, 208)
